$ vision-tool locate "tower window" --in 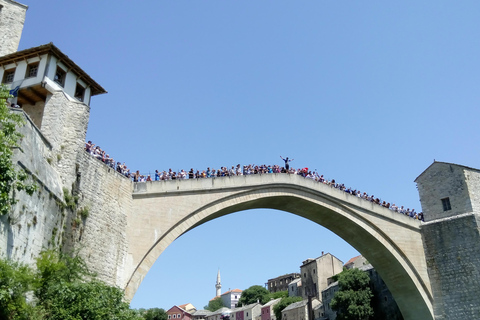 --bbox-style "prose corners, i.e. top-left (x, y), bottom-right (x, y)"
top-left (3, 68), bottom-right (15, 83)
top-left (441, 197), bottom-right (451, 211)
top-left (25, 62), bottom-right (39, 78)
top-left (75, 83), bottom-right (85, 101)
top-left (54, 66), bottom-right (66, 87)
